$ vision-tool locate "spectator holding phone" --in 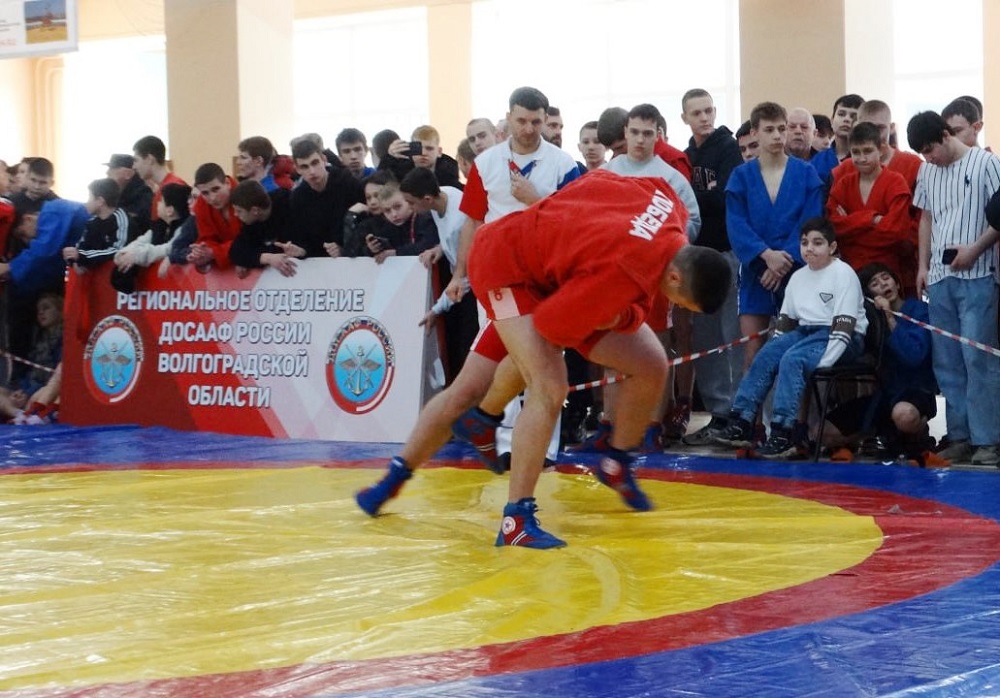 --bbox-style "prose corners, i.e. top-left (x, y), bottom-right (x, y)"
top-left (378, 125), bottom-right (464, 190)
top-left (908, 111), bottom-right (1000, 465)
top-left (342, 171), bottom-right (393, 257)
top-left (363, 179), bottom-right (438, 263)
